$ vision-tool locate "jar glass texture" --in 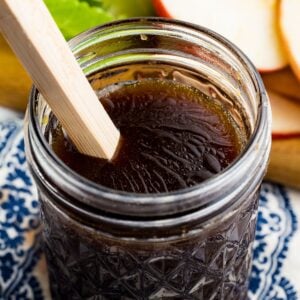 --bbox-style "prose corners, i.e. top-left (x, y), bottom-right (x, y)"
top-left (25, 18), bottom-right (271, 300)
